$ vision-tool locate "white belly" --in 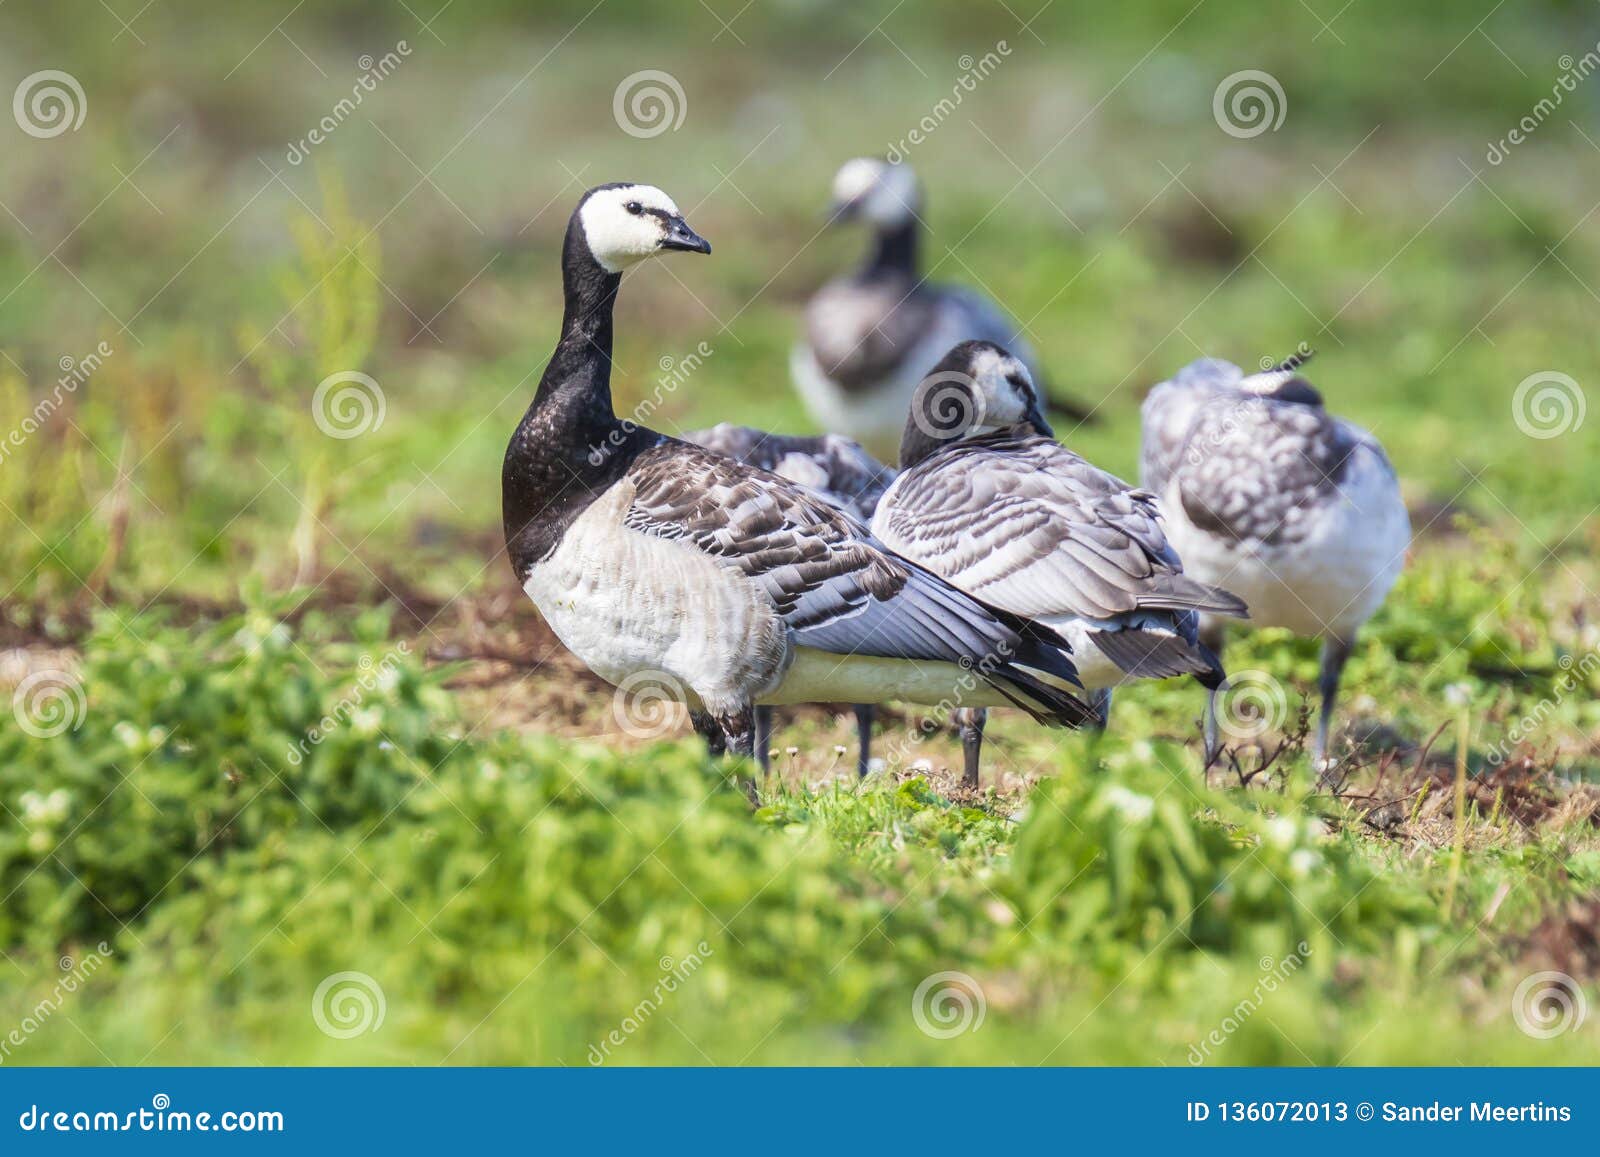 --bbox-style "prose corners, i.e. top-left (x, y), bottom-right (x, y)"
top-left (521, 484), bottom-right (789, 714)
top-left (761, 647), bottom-right (1022, 709)
top-left (1162, 453), bottom-right (1408, 639)
top-left (1043, 617), bottom-right (1134, 690)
